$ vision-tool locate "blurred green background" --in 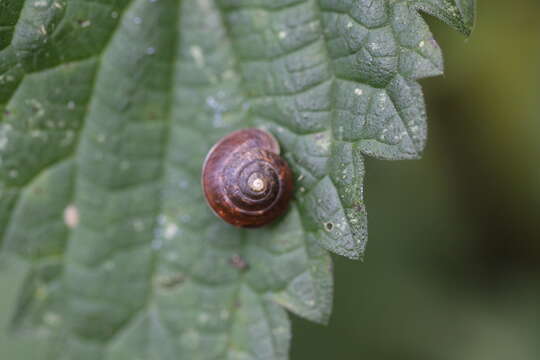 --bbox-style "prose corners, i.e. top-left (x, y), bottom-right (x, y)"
top-left (1, 1), bottom-right (539, 359)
